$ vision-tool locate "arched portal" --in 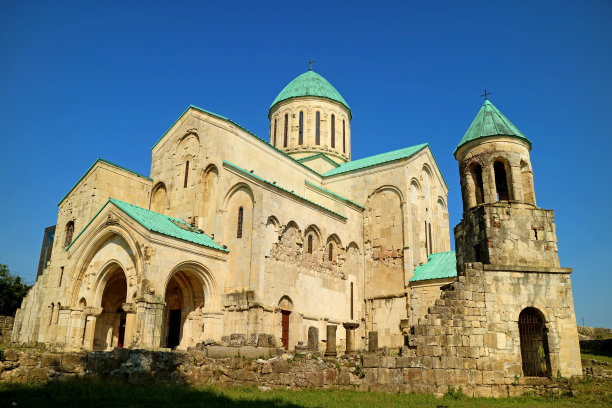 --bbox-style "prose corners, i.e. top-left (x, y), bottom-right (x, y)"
top-left (163, 268), bottom-right (207, 350)
top-left (93, 266), bottom-right (127, 350)
top-left (518, 307), bottom-right (551, 377)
